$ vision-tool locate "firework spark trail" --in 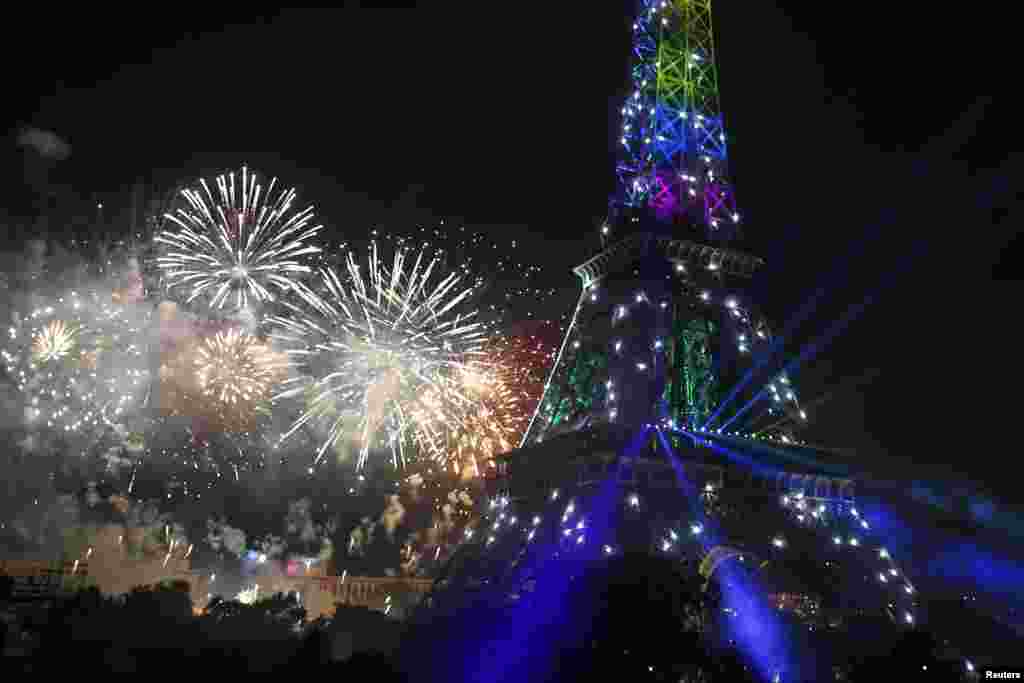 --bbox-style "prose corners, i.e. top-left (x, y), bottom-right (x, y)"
top-left (155, 166), bottom-right (323, 312)
top-left (269, 242), bottom-right (488, 471)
